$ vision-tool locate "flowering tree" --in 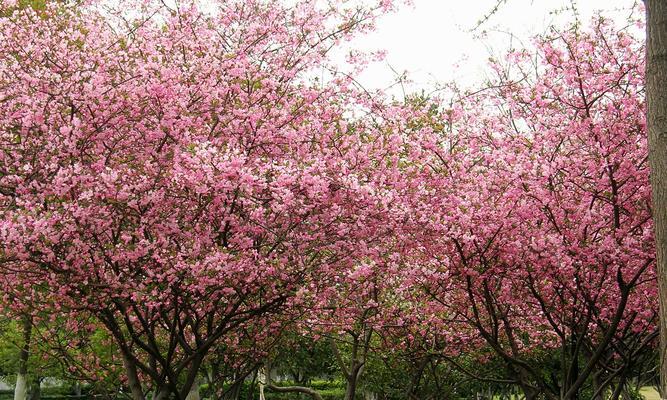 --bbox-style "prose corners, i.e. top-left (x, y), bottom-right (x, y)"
top-left (1, 1), bottom-right (657, 398)
top-left (417, 13), bottom-right (655, 400)
top-left (262, 97), bottom-right (439, 400)
top-left (0, 0), bottom-right (413, 398)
